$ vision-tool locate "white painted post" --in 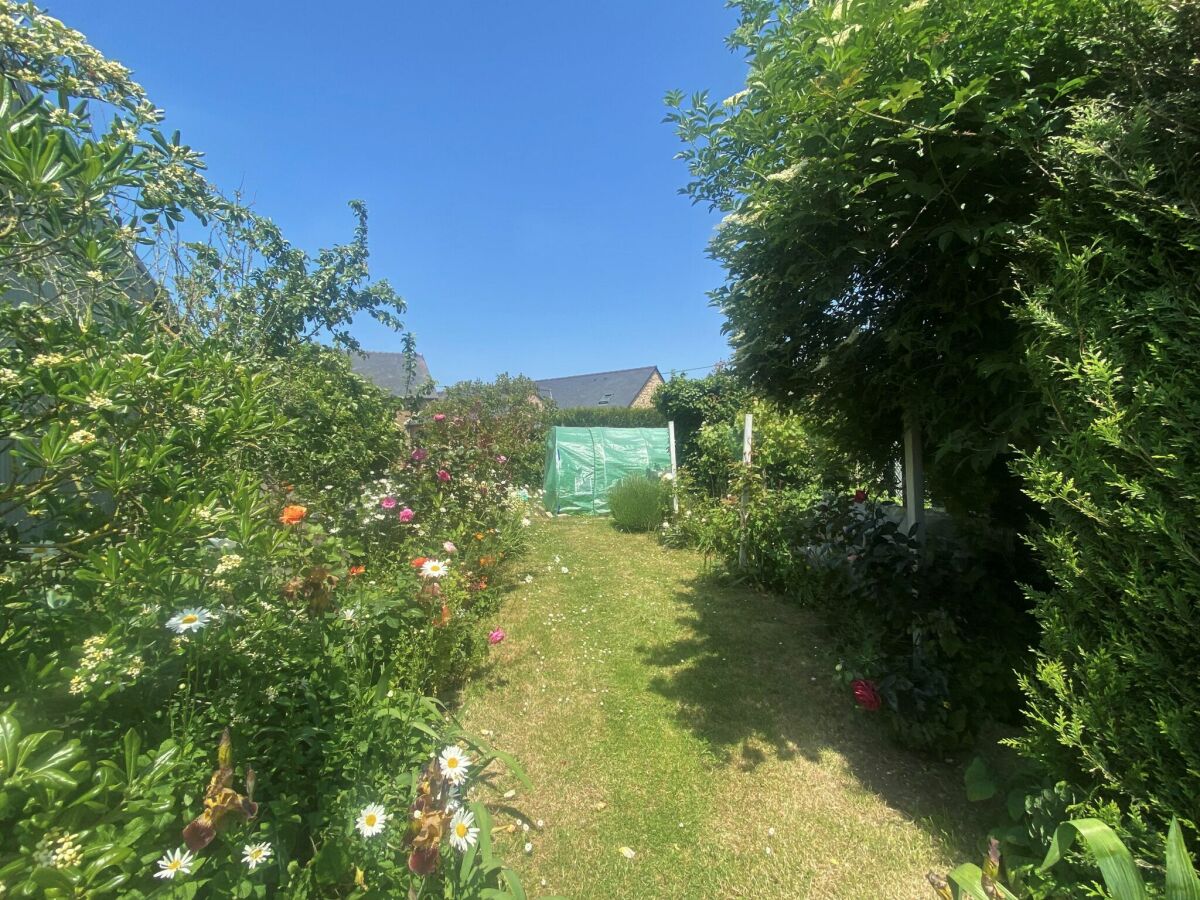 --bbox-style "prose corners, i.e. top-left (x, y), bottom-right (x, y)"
top-left (902, 420), bottom-right (925, 539)
top-left (667, 420), bottom-right (679, 513)
top-left (738, 413), bottom-right (754, 570)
